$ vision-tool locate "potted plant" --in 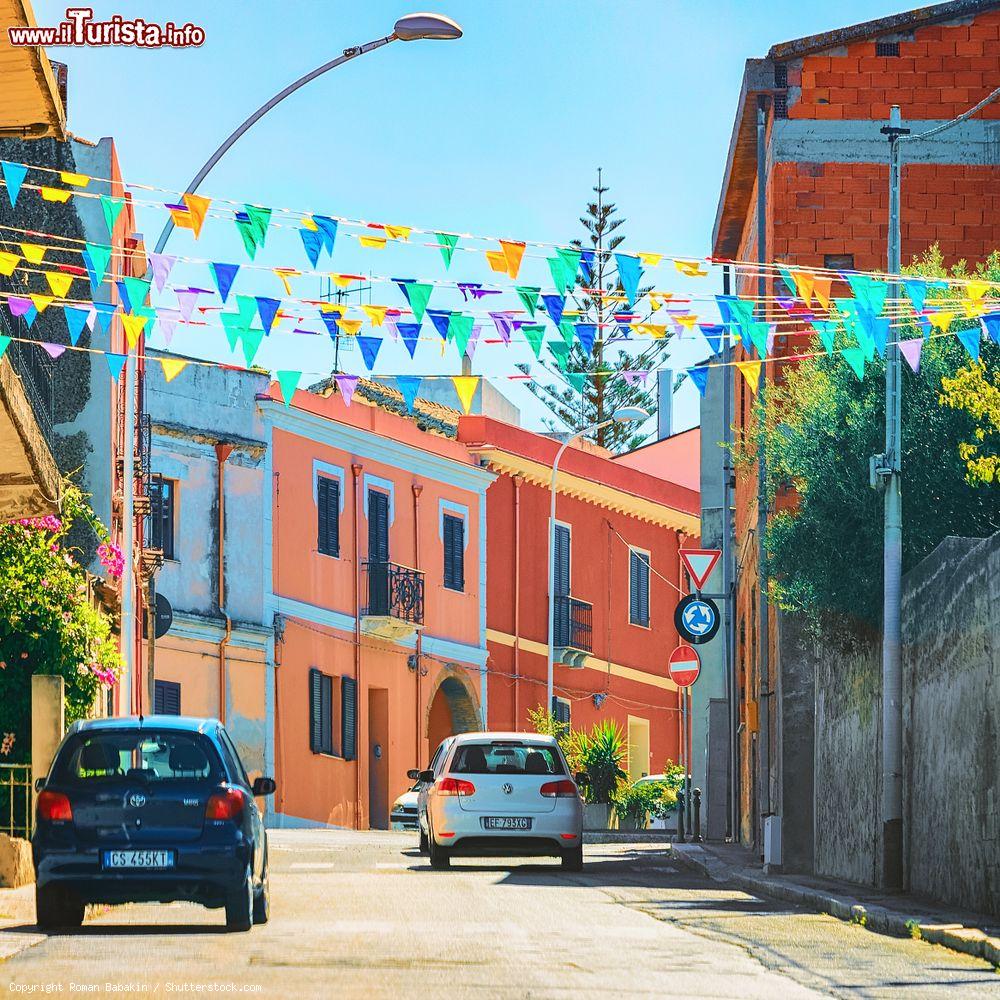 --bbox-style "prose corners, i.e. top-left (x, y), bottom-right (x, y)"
top-left (614, 780), bottom-right (665, 832)
top-left (566, 720), bottom-right (627, 830)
